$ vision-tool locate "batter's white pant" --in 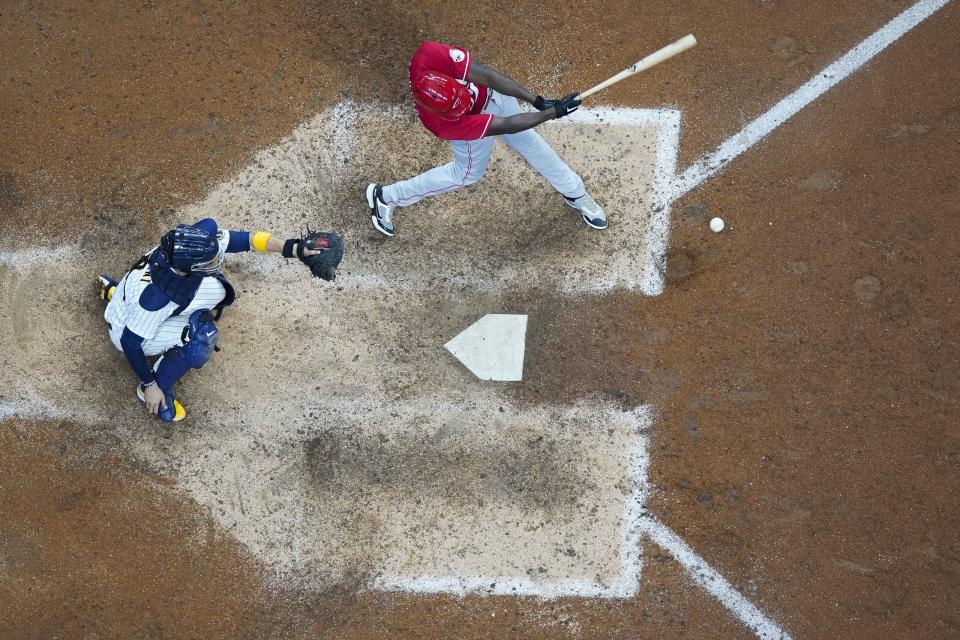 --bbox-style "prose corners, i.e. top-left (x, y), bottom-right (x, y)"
top-left (381, 90), bottom-right (585, 207)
